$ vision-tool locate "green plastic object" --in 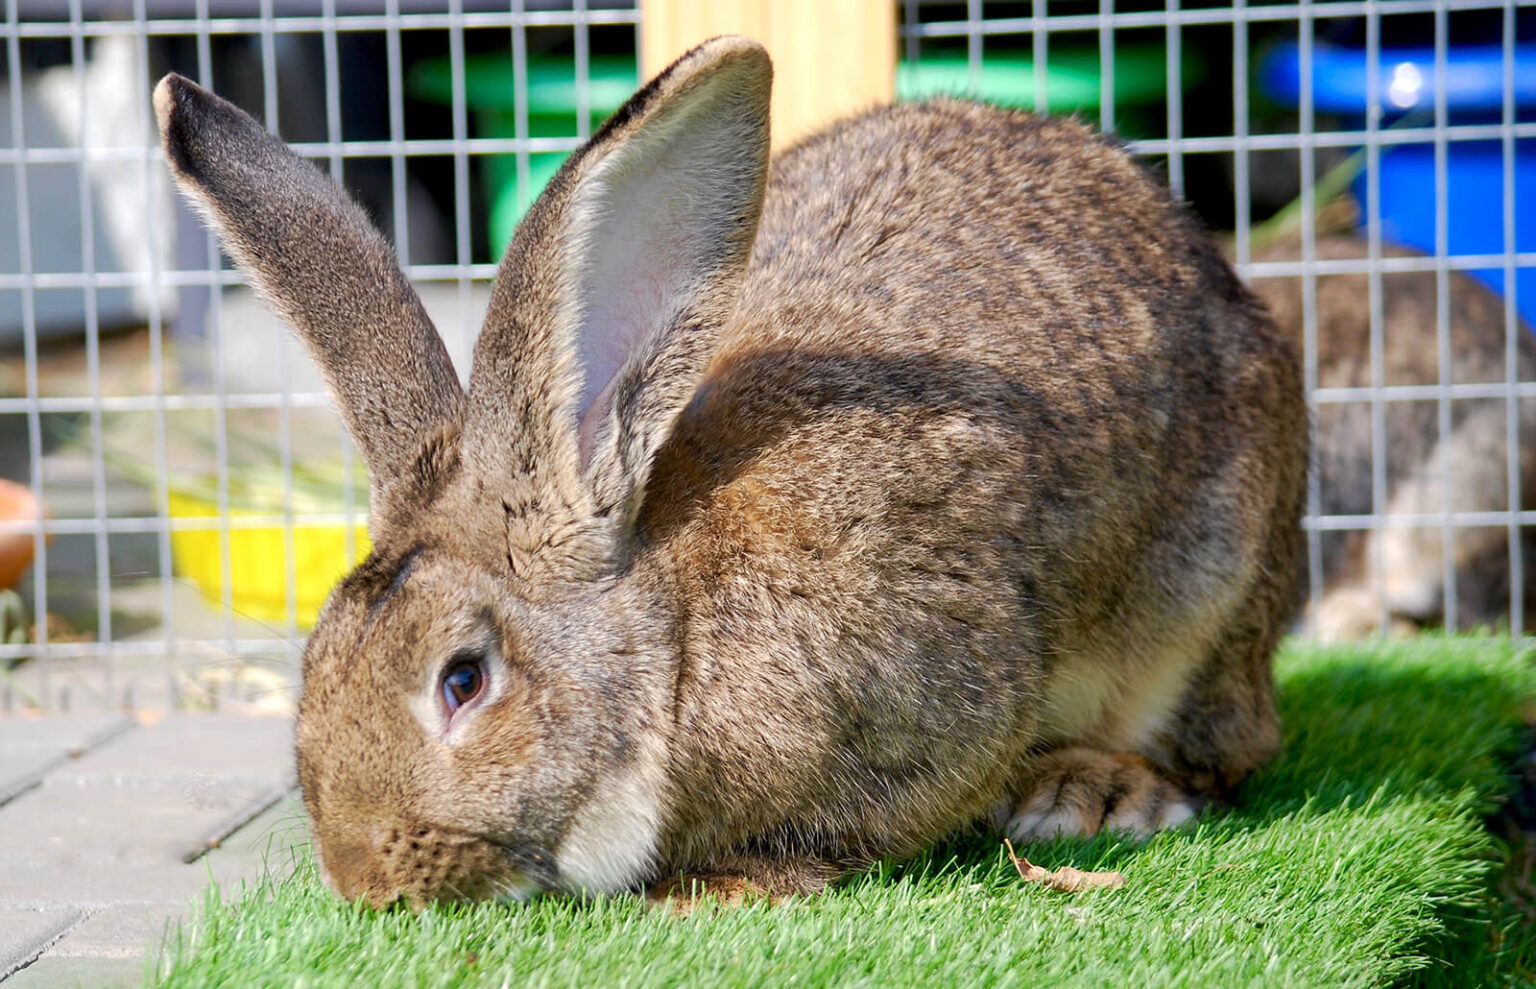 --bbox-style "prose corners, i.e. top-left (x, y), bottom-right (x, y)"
top-left (895, 47), bottom-right (1176, 111)
top-left (409, 45), bottom-right (1194, 253)
top-left (409, 55), bottom-right (639, 253)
